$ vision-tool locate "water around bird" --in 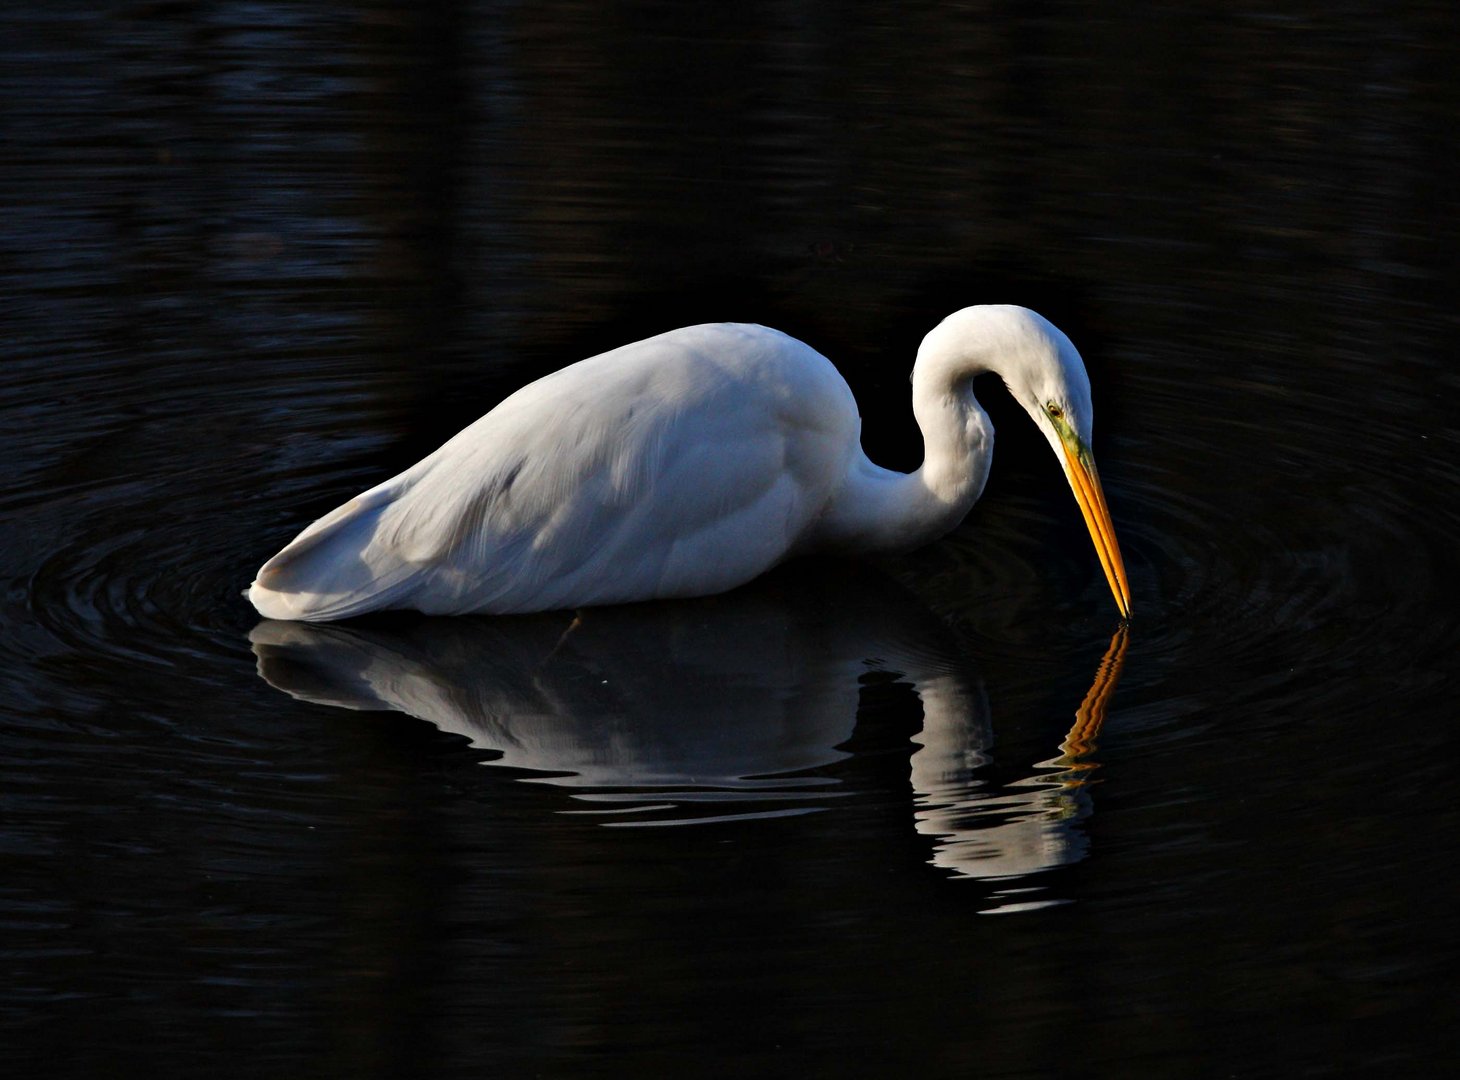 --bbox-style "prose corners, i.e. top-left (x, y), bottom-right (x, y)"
top-left (3, 3), bottom-right (1456, 1076)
